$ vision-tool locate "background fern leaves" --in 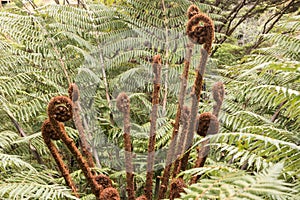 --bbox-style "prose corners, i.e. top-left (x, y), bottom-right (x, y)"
top-left (181, 163), bottom-right (295, 200)
top-left (0, 0), bottom-right (299, 199)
